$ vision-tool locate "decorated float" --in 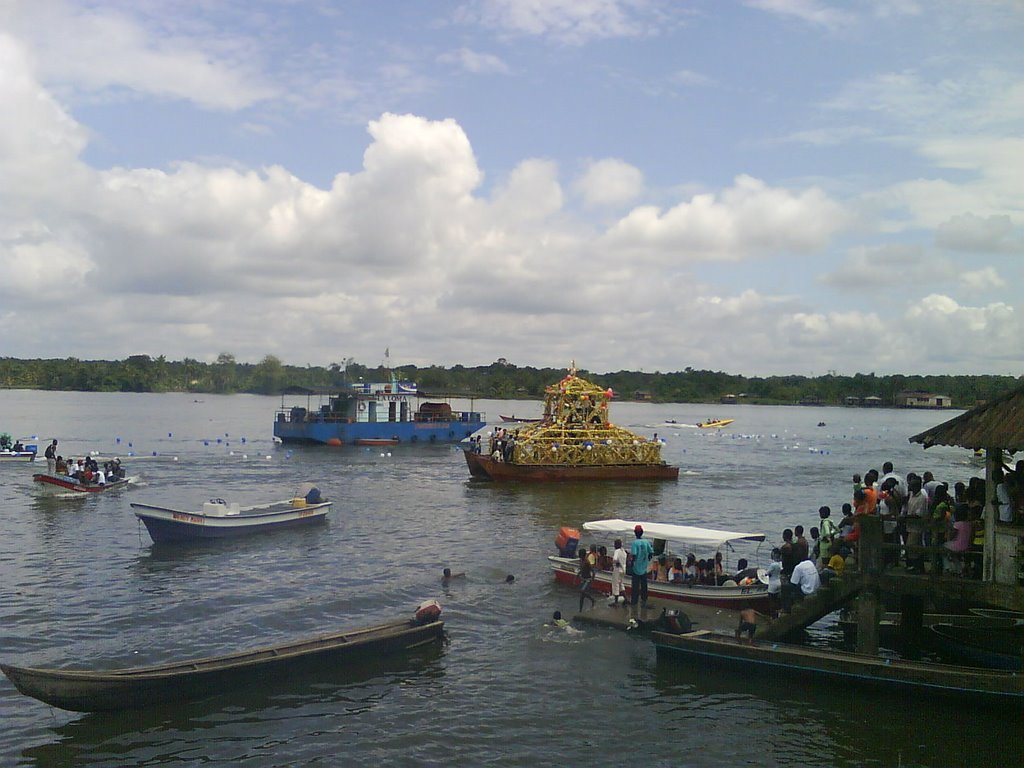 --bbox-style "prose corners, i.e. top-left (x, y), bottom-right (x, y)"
top-left (464, 366), bottom-right (678, 481)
